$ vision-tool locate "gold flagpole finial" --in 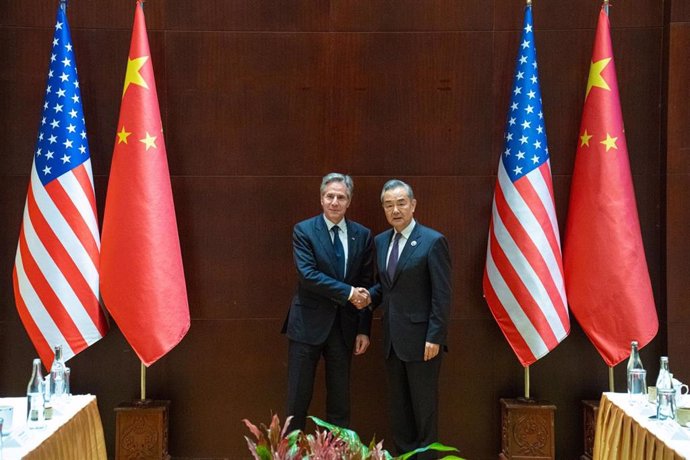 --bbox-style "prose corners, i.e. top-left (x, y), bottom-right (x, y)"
top-left (526, 0), bottom-right (532, 5)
